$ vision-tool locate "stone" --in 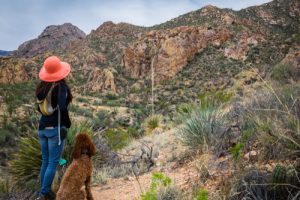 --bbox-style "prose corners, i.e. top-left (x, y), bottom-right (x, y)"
top-left (123, 26), bottom-right (231, 82)
top-left (244, 150), bottom-right (258, 161)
